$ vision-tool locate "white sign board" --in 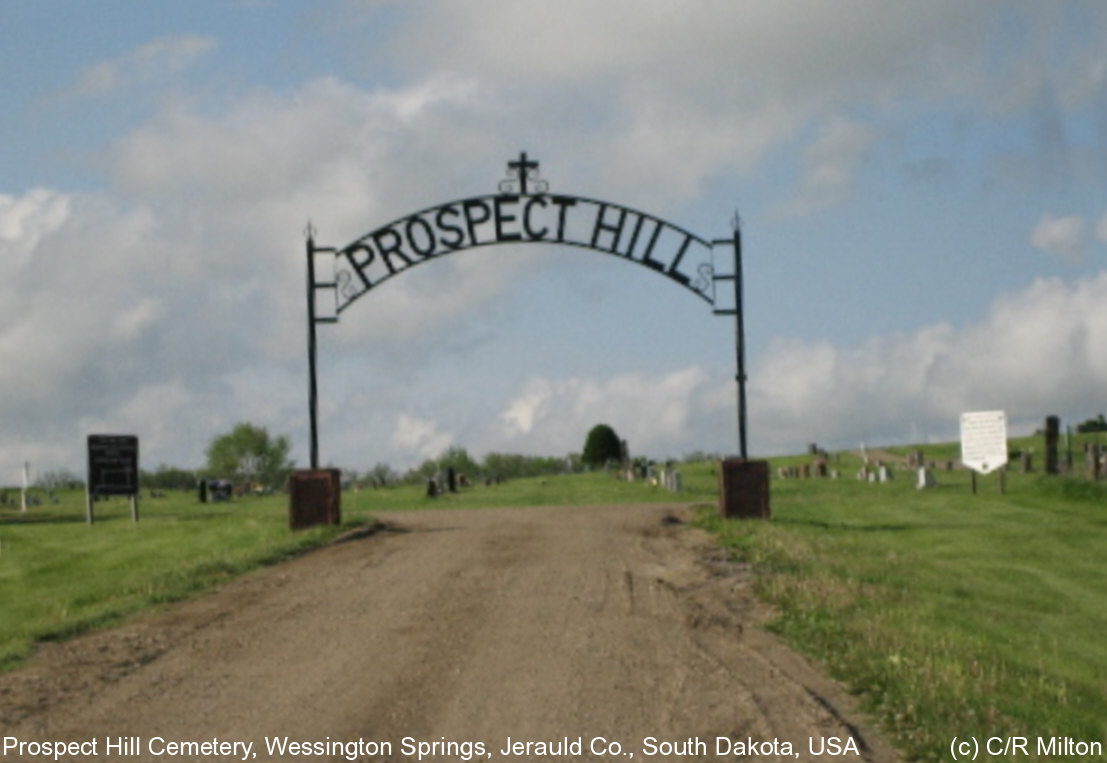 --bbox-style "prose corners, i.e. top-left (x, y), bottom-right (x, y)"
top-left (960, 410), bottom-right (1008, 474)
